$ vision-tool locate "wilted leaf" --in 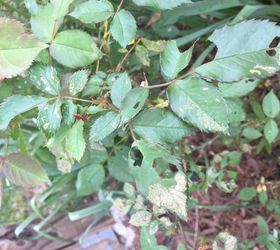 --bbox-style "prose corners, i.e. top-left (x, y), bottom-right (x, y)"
top-left (0, 95), bottom-right (47, 131)
top-left (69, 0), bottom-right (114, 24)
top-left (0, 18), bottom-right (46, 80)
top-left (213, 232), bottom-right (238, 250)
top-left (168, 77), bottom-right (229, 133)
top-left (50, 30), bottom-right (100, 68)
top-left (4, 153), bottom-right (50, 187)
top-left (110, 10), bottom-right (137, 48)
